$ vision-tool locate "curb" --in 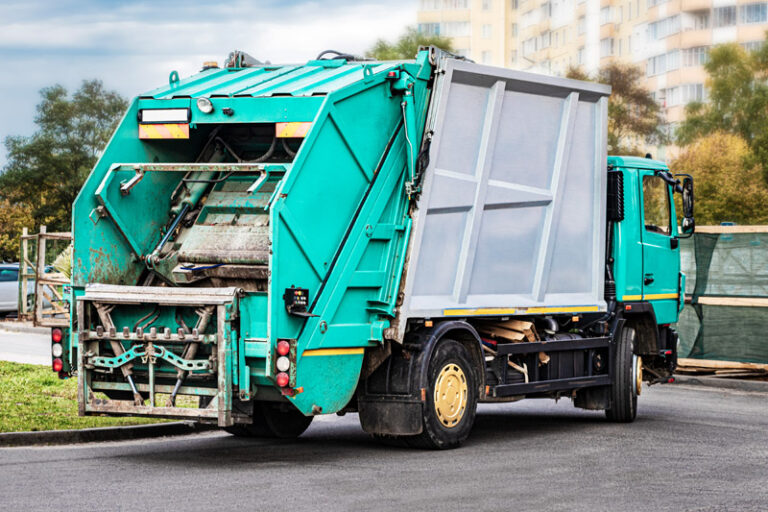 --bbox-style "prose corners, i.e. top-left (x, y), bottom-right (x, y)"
top-left (0, 322), bottom-right (50, 335)
top-left (0, 421), bottom-right (218, 448)
top-left (674, 375), bottom-right (768, 393)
